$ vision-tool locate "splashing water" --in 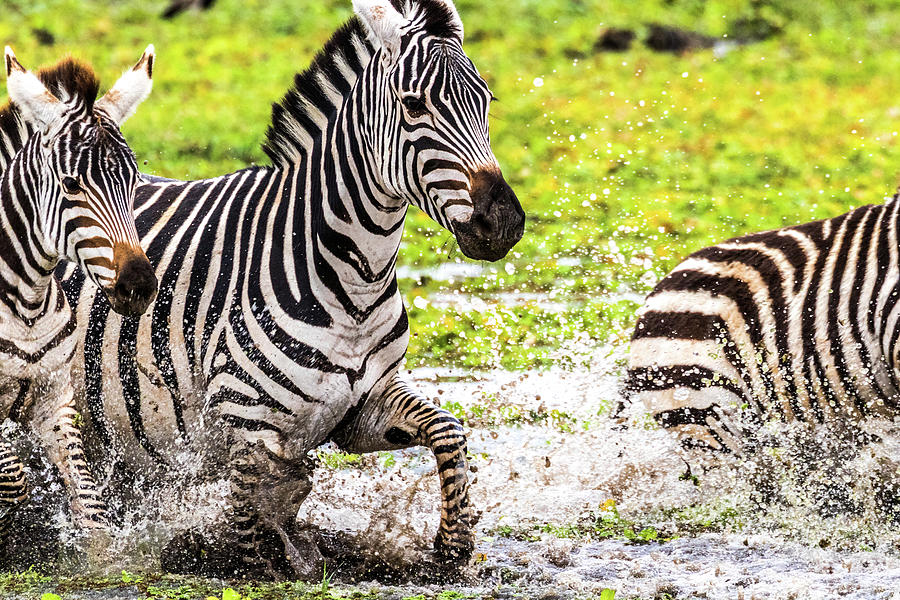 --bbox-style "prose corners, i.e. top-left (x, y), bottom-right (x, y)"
top-left (9, 344), bottom-right (900, 598)
top-left (297, 346), bottom-right (900, 598)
